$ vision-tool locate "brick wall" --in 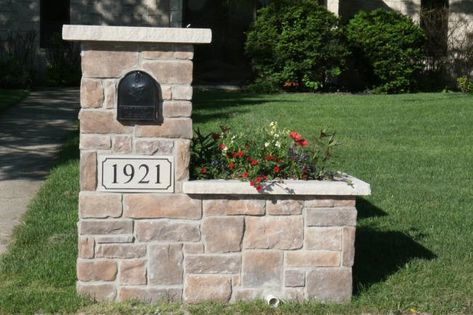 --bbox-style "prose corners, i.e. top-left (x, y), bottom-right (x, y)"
top-left (78, 192), bottom-right (357, 303)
